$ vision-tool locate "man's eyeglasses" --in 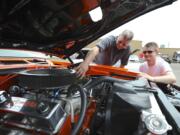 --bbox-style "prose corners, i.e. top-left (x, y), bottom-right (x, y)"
top-left (143, 50), bottom-right (154, 54)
